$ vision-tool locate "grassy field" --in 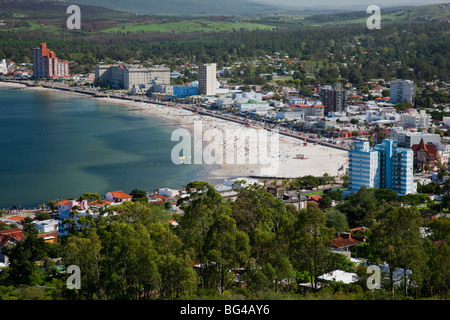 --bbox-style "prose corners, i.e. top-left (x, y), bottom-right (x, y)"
top-left (0, 2), bottom-right (447, 34)
top-left (102, 19), bottom-right (277, 33)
